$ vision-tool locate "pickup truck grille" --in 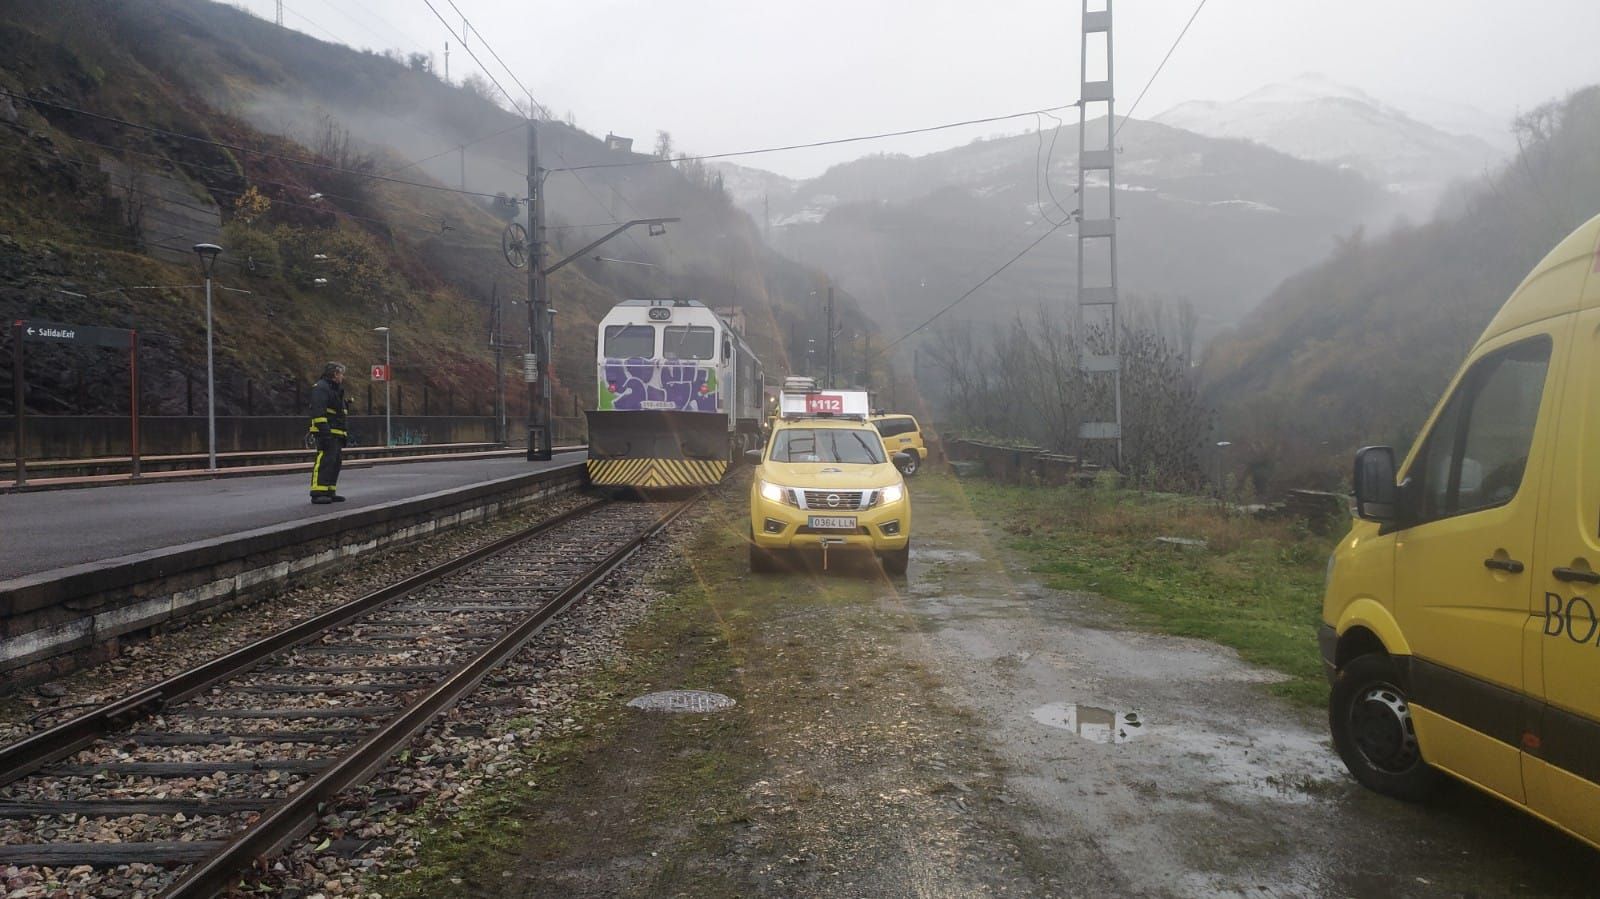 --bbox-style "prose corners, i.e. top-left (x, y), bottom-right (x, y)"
top-left (801, 490), bottom-right (869, 511)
